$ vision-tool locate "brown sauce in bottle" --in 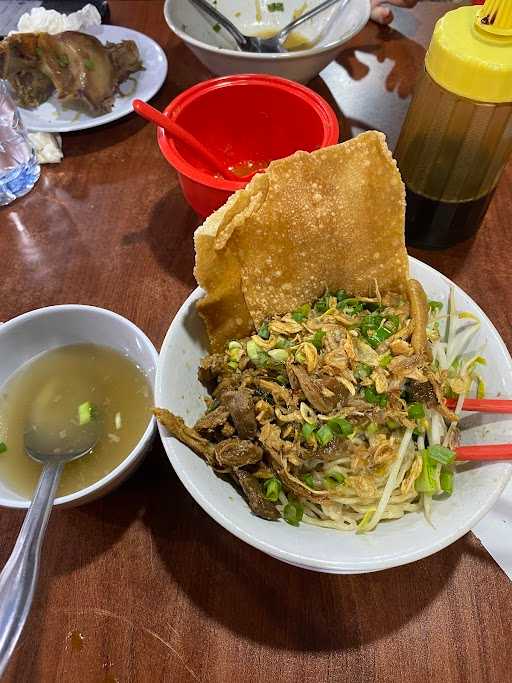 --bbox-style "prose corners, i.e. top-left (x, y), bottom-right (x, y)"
top-left (404, 187), bottom-right (495, 249)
